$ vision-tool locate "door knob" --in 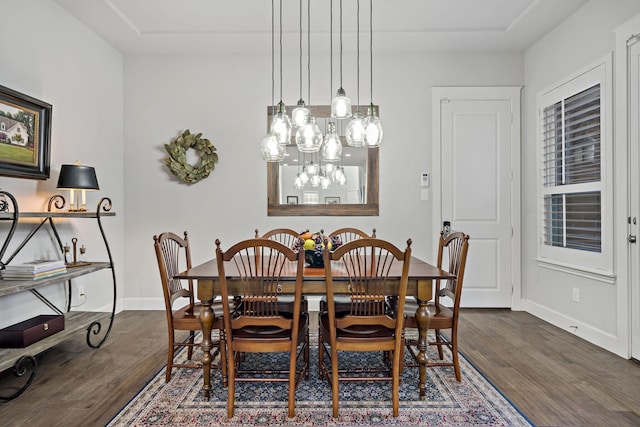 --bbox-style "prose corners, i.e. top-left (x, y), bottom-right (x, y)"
top-left (629, 235), bottom-right (637, 244)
